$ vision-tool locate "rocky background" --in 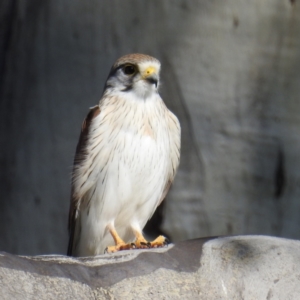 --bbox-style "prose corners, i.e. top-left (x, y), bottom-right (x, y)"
top-left (1, 0), bottom-right (300, 255)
